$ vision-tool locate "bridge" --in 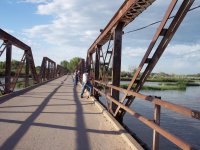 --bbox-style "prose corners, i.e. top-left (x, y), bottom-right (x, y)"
top-left (0, 0), bottom-right (200, 150)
